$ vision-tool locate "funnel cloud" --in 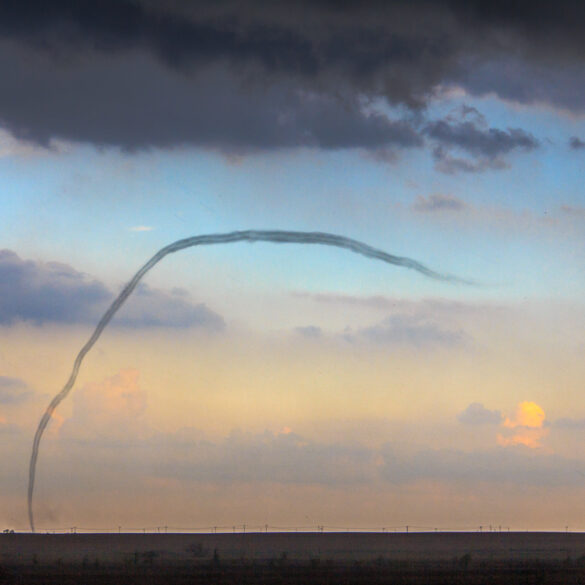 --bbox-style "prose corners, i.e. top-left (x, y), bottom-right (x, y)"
top-left (27, 229), bottom-right (470, 532)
